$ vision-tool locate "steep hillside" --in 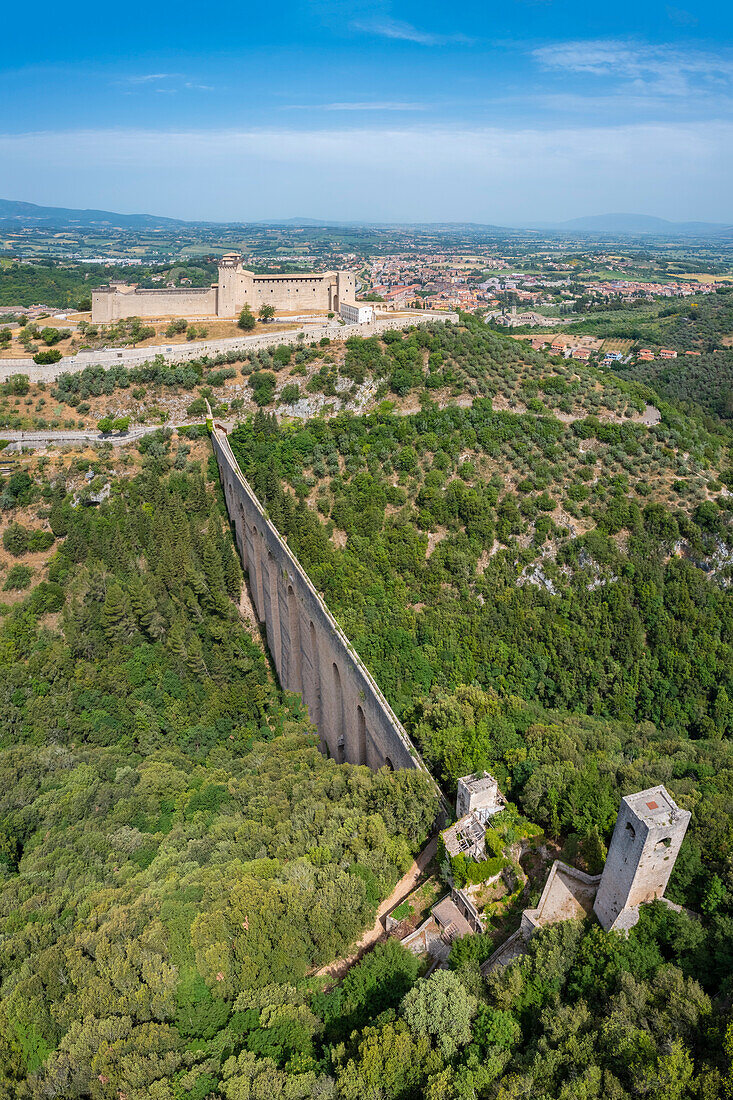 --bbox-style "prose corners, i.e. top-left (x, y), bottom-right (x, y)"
top-left (222, 319), bottom-right (733, 1097)
top-left (2, 319), bottom-right (732, 1098)
top-left (0, 436), bottom-right (437, 1097)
